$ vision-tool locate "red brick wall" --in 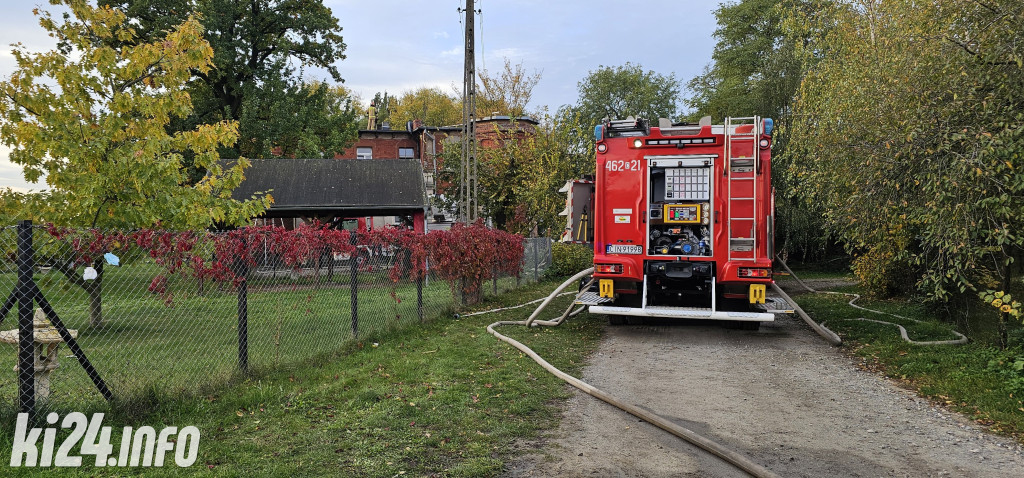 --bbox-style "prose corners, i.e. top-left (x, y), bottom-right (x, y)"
top-left (334, 120), bottom-right (535, 162)
top-left (336, 131), bottom-right (419, 160)
top-left (475, 118), bottom-right (537, 148)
